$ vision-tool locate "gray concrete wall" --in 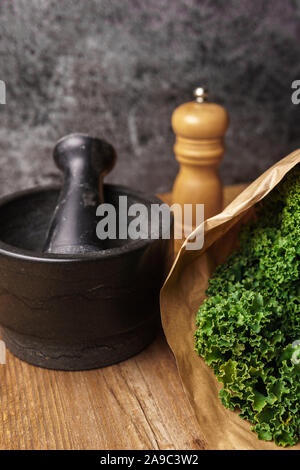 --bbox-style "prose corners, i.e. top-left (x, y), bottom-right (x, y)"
top-left (0, 0), bottom-right (299, 196)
